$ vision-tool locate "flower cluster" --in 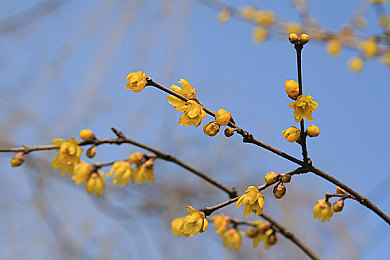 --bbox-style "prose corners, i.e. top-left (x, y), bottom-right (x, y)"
top-left (236, 186), bottom-right (265, 217)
